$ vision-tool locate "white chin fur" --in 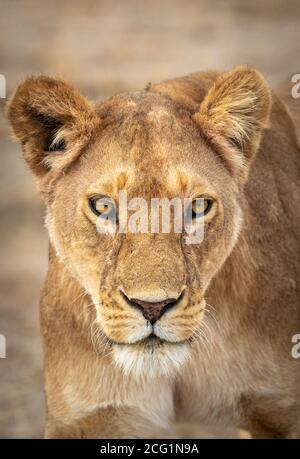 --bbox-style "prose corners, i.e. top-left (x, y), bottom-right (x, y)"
top-left (112, 341), bottom-right (190, 379)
